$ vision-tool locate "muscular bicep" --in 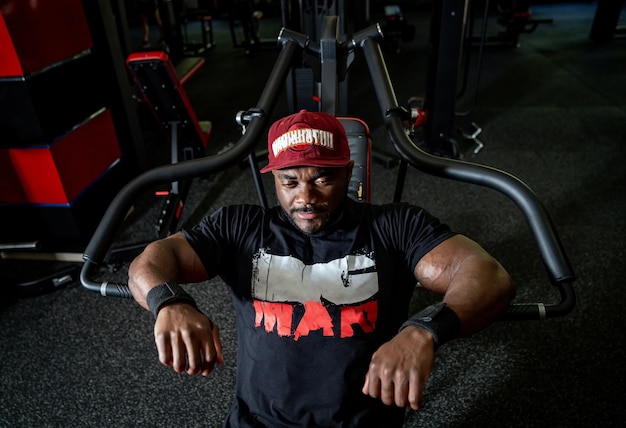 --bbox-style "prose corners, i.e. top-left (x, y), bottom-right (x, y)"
top-left (414, 235), bottom-right (502, 293)
top-left (129, 232), bottom-right (208, 288)
top-left (161, 232), bottom-right (209, 283)
top-left (414, 234), bottom-right (515, 334)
